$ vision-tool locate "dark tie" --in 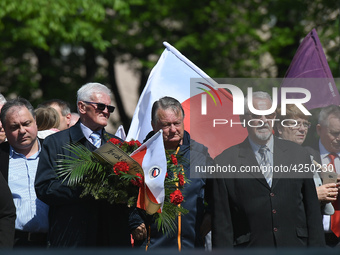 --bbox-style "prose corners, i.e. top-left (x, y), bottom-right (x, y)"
top-left (259, 145), bottom-right (272, 187)
top-left (90, 132), bottom-right (101, 148)
top-left (328, 153), bottom-right (340, 237)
